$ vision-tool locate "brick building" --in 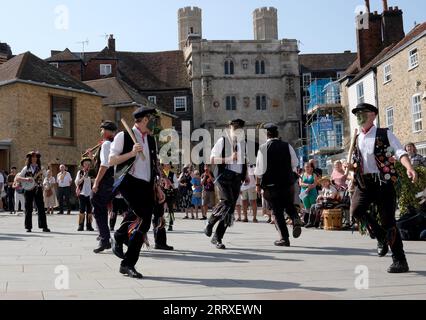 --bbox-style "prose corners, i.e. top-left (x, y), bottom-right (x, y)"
top-left (0, 52), bottom-right (103, 176)
top-left (376, 23), bottom-right (426, 153)
top-left (47, 36), bottom-right (192, 133)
